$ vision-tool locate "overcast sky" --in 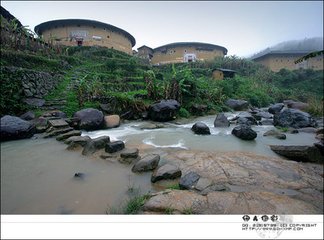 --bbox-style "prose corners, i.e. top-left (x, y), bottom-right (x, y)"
top-left (2, 1), bottom-right (323, 57)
